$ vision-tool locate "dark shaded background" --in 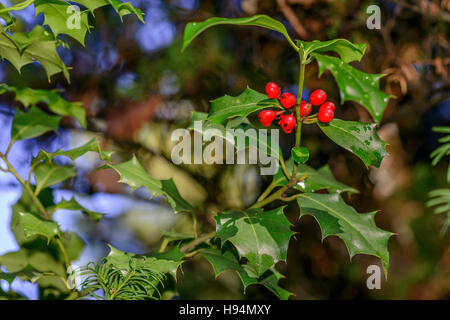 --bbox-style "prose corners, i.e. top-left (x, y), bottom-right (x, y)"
top-left (0, 0), bottom-right (449, 299)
